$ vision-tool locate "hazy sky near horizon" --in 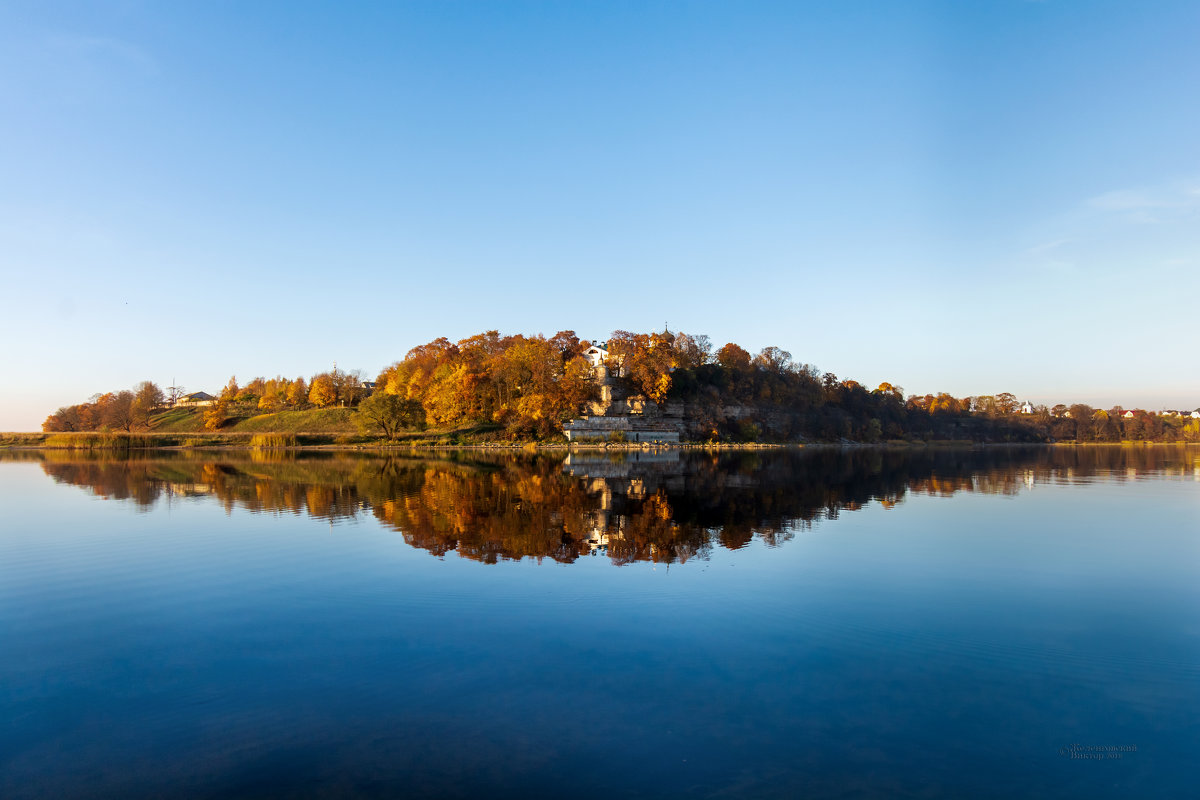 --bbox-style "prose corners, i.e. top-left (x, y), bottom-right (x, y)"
top-left (2, 0), bottom-right (1198, 430)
